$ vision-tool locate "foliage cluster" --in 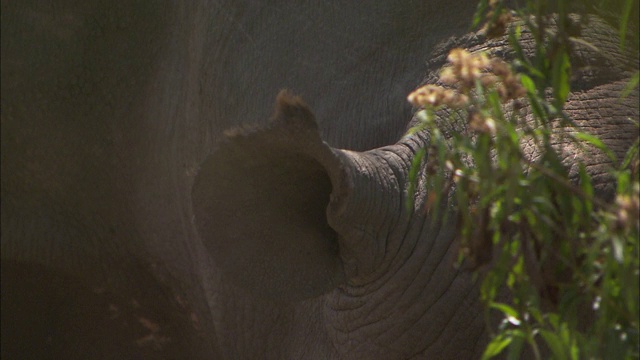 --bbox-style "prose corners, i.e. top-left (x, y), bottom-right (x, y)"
top-left (407, 0), bottom-right (639, 358)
